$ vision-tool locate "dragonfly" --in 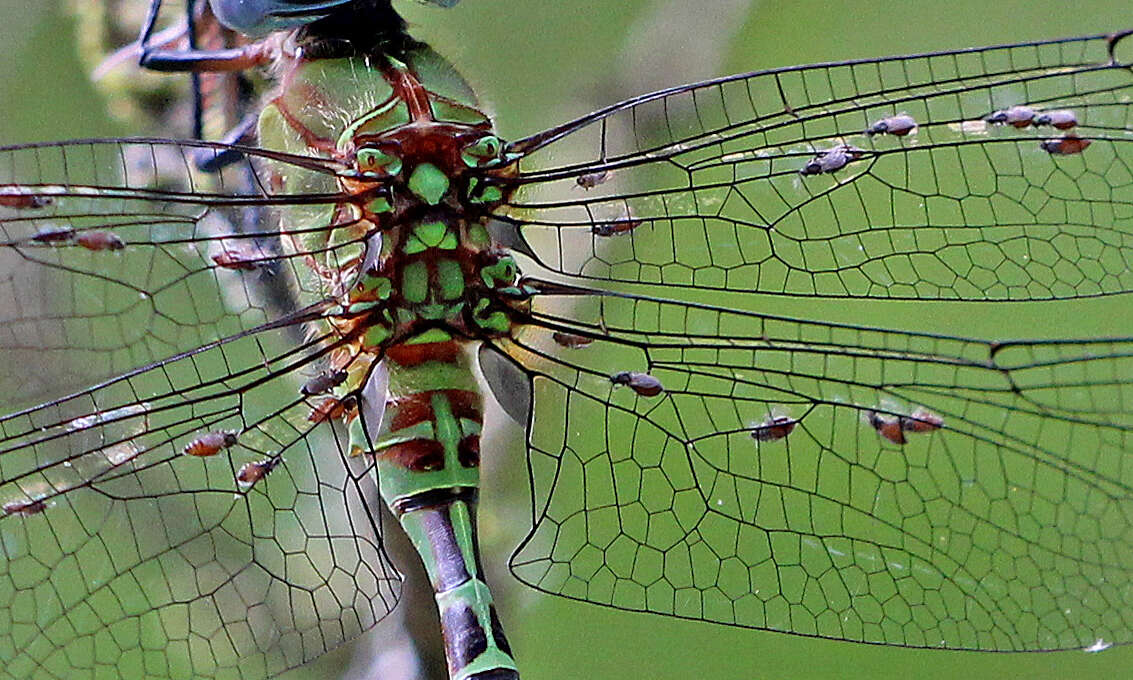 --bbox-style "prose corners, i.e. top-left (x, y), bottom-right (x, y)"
top-left (0, 1), bottom-right (1131, 678)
